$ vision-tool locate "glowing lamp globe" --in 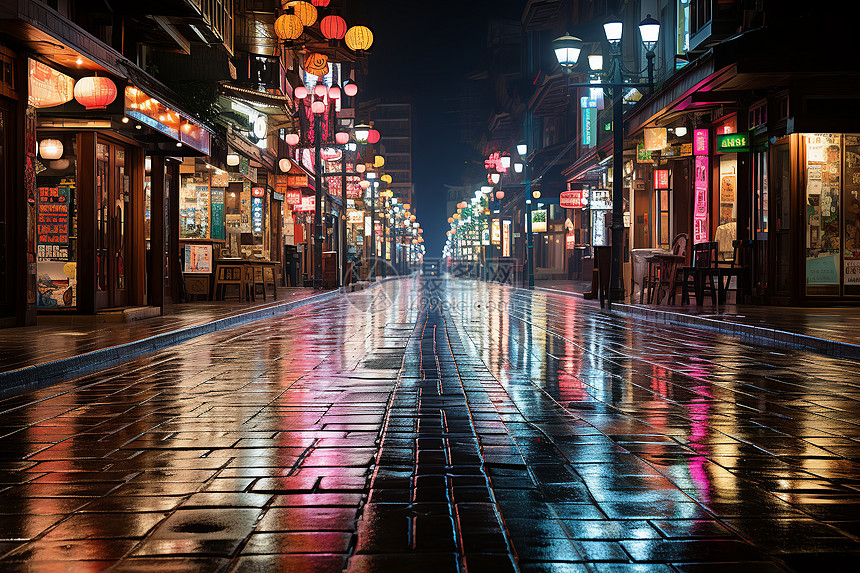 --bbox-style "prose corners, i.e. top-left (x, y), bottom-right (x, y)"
top-left (448, 217), bottom-right (454, 224)
top-left (274, 14), bottom-right (303, 40)
top-left (279, 158), bottom-right (292, 172)
top-left (321, 15), bottom-right (347, 40)
top-left (314, 83), bottom-right (327, 97)
top-left (286, 1), bottom-right (318, 26)
top-left (311, 100), bottom-right (326, 114)
top-left (343, 82), bottom-right (358, 97)
top-left (359, 180), bottom-right (370, 190)
top-left (496, 190), bottom-right (505, 200)
top-left (285, 133), bottom-right (300, 146)
top-left (532, 190), bottom-right (541, 199)
top-left (335, 132), bottom-right (349, 144)
top-left (39, 138), bottom-right (64, 160)
top-left (294, 86), bottom-right (308, 99)
top-left (227, 153), bottom-right (240, 166)
top-left (74, 76), bottom-right (117, 110)
top-left (354, 124), bottom-right (370, 143)
top-left (552, 35), bottom-right (583, 69)
top-left (490, 173), bottom-right (501, 184)
top-left (367, 129), bottom-right (380, 144)
top-left (373, 155), bottom-right (385, 168)
top-left (344, 26), bottom-right (374, 51)
top-left (328, 86), bottom-right (341, 99)
top-left (310, 0), bottom-right (329, 6)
